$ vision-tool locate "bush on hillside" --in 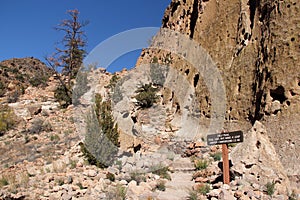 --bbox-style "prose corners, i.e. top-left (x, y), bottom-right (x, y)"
top-left (0, 104), bottom-right (16, 136)
top-left (29, 76), bottom-right (48, 87)
top-left (0, 81), bottom-right (6, 97)
top-left (134, 83), bottom-right (159, 109)
top-left (80, 93), bottom-right (119, 168)
top-left (54, 84), bottom-right (72, 108)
